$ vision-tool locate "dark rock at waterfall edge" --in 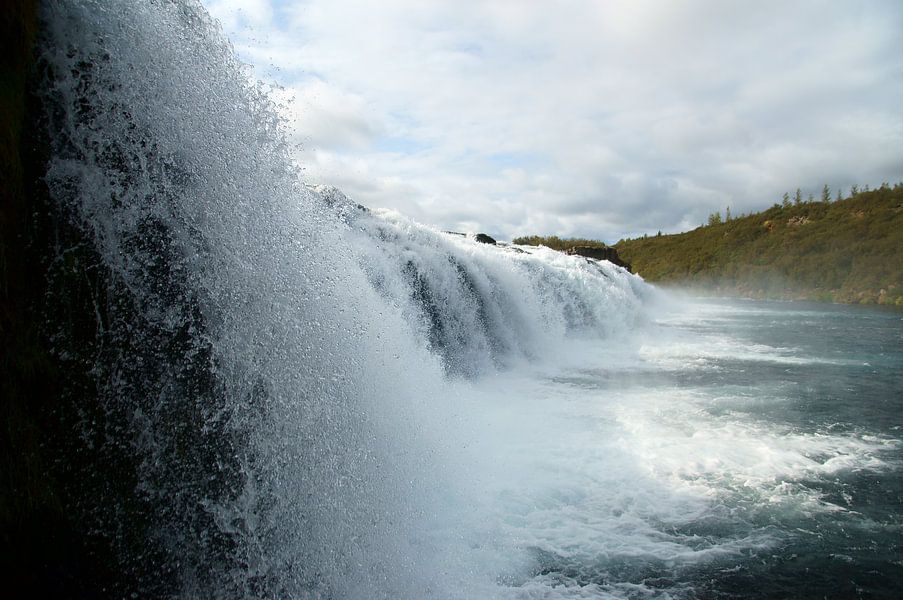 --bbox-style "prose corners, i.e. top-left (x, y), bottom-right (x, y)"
top-left (613, 187), bottom-right (903, 305)
top-left (2, 2), bottom-right (243, 595)
top-left (444, 231), bottom-right (497, 245)
top-left (566, 245), bottom-right (632, 272)
top-left (1, 0), bottom-right (113, 595)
